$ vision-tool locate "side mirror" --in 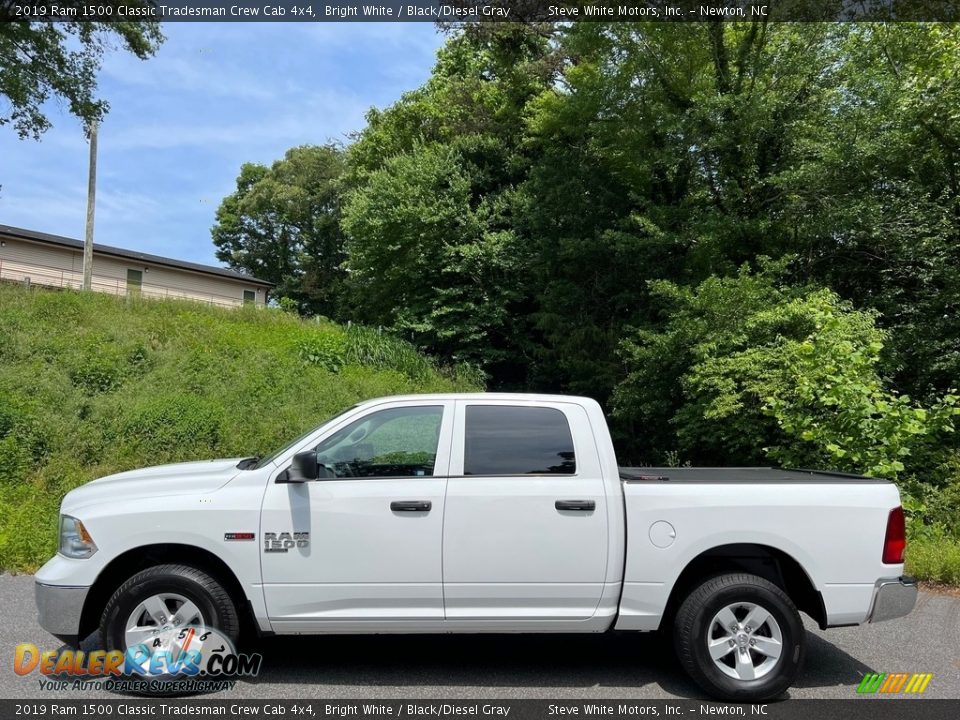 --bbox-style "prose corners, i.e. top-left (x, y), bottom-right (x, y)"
top-left (282, 451), bottom-right (320, 483)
